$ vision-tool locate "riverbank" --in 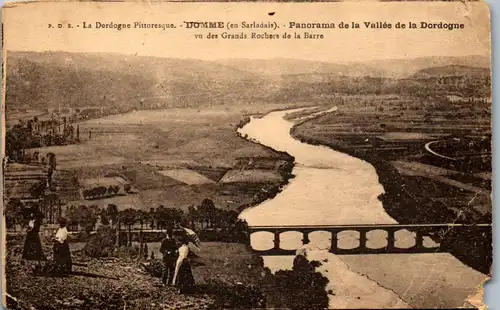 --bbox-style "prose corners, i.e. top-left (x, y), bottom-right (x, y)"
top-left (233, 114), bottom-right (296, 214)
top-left (290, 116), bottom-right (492, 275)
